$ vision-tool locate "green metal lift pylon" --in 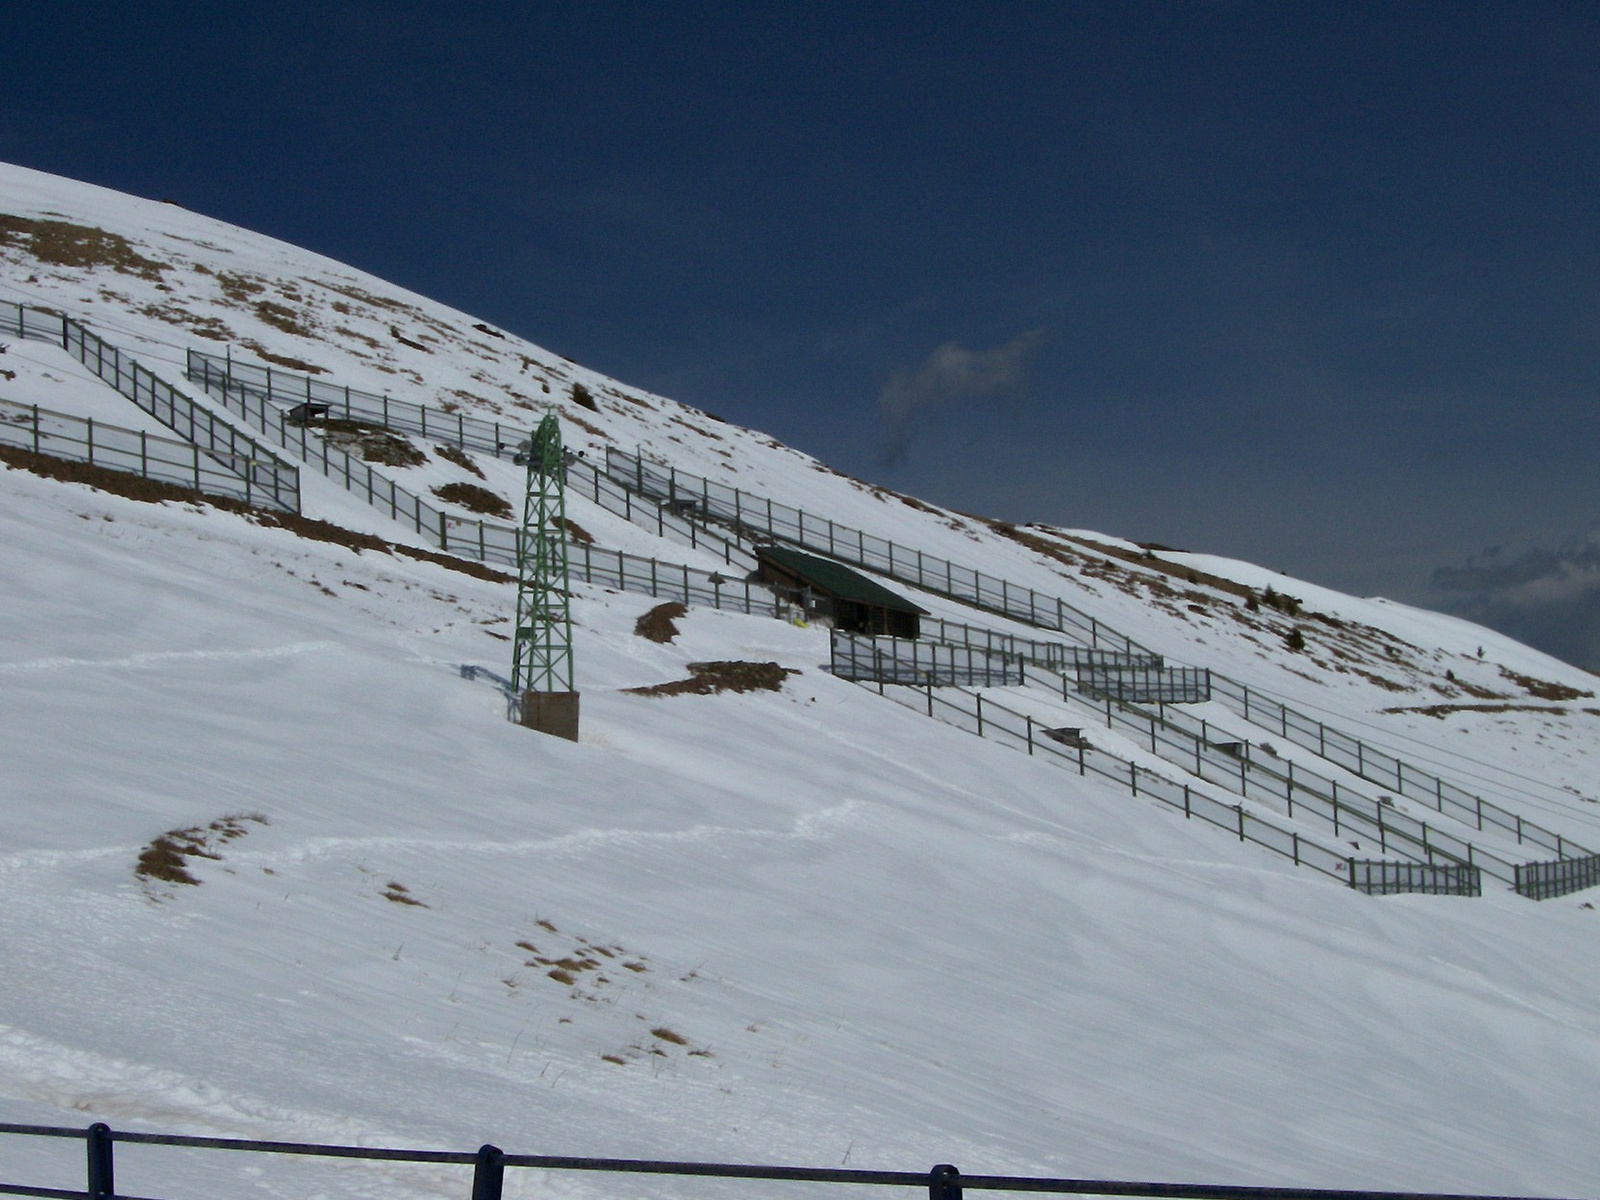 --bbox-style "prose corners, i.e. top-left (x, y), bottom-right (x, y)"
top-left (510, 415), bottom-right (577, 731)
